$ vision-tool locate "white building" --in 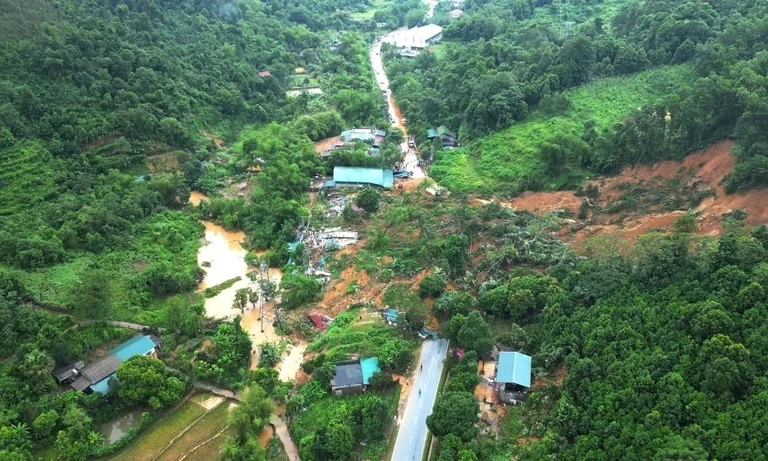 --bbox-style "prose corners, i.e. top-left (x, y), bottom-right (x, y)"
top-left (450, 9), bottom-right (464, 19)
top-left (384, 24), bottom-right (443, 51)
